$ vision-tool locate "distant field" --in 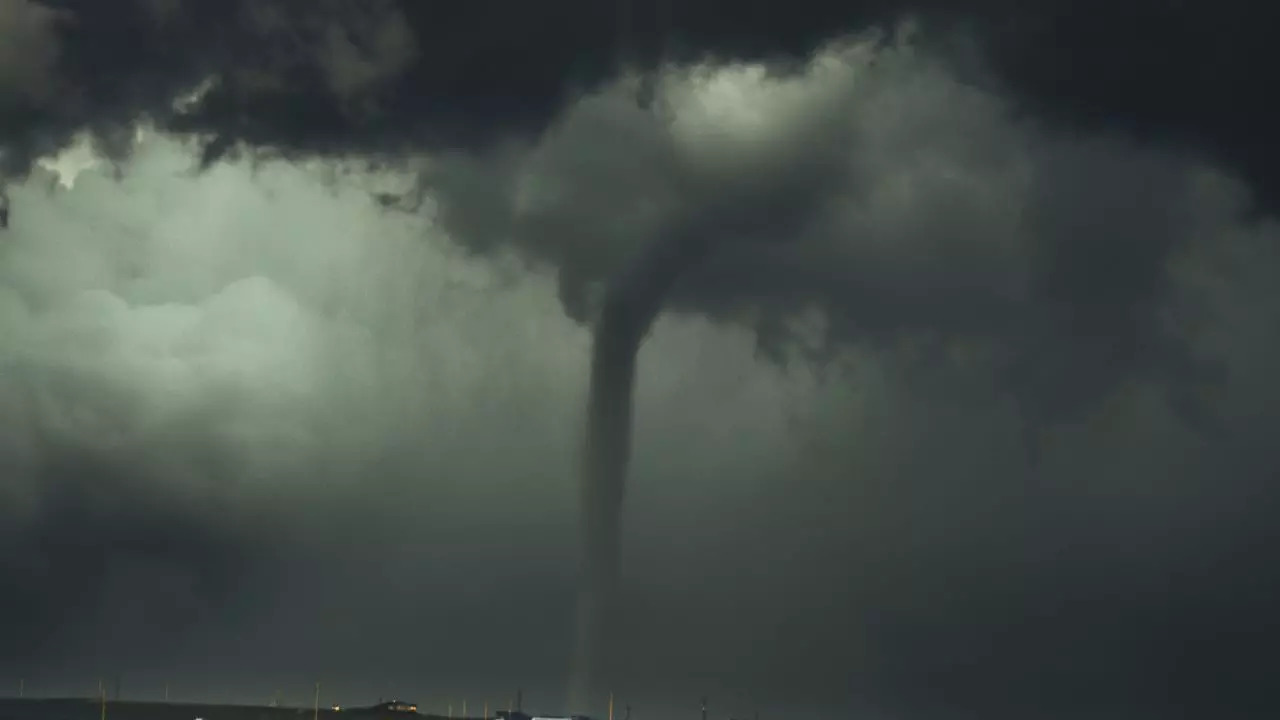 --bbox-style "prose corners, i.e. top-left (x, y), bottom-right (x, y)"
top-left (0, 699), bottom-right (459, 720)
